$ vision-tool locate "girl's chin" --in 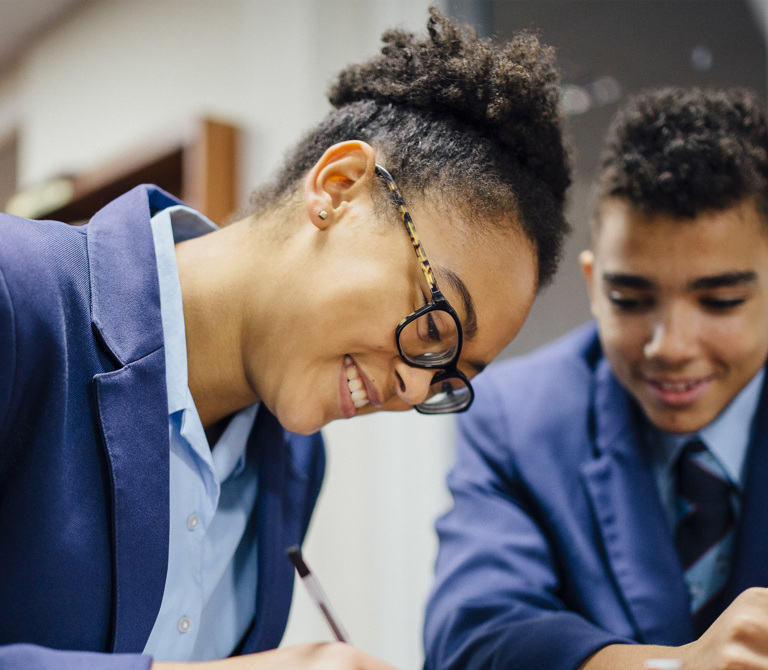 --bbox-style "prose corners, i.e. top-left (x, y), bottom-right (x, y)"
top-left (273, 406), bottom-right (326, 436)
